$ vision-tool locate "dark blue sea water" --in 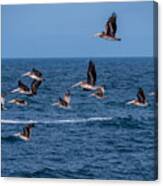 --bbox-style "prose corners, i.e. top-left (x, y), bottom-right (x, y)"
top-left (1, 57), bottom-right (157, 180)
